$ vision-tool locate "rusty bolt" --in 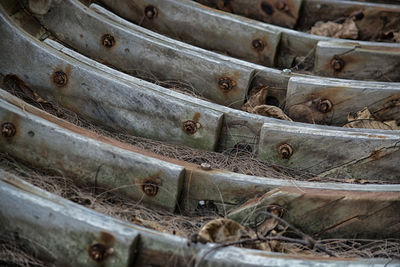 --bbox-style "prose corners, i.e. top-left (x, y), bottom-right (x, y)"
top-left (330, 57), bottom-right (345, 71)
top-left (88, 243), bottom-right (113, 262)
top-left (276, 0), bottom-right (289, 11)
top-left (277, 143), bottom-right (293, 159)
top-left (183, 120), bottom-right (198, 135)
top-left (101, 34), bottom-right (115, 48)
top-left (52, 71), bottom-right (67, 87)
top-left (144, 5), bottom-right (158, 19)
top-left (317, 99), bottom-right (333, 113)
top-left (142, 180), bottom-right (158, 197)
top-left (1, 122), bottom-right (16, 138)
top-left (252, 39), bottom-right (265, 51)
top-left (200, 163), bottom-right (211, 170)
top-left (267, 204), bottom-right (284, 217)
top-left (218, 77), bottom-right (236, 92)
